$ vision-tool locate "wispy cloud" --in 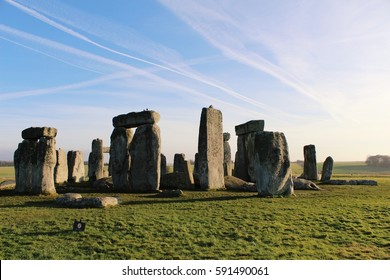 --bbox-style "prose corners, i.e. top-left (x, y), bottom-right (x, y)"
top-left (4, 0), bottom-right (296, 118)
top-left (159, 0), bottom-right (390, 122)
